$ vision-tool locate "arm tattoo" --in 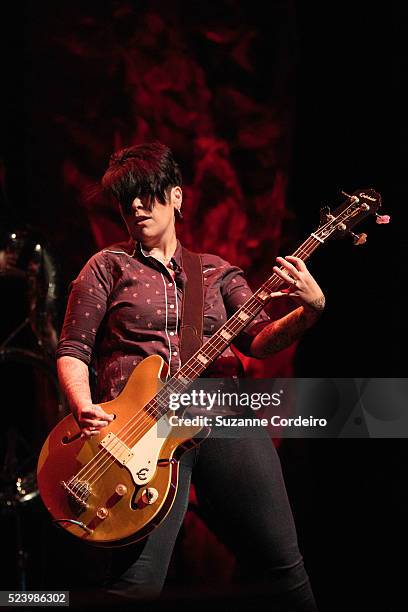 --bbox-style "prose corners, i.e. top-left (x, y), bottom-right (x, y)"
top-left (308, 295), bottom-right (326, 312)
top-left (250, 305), bottom-right (322, 358)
